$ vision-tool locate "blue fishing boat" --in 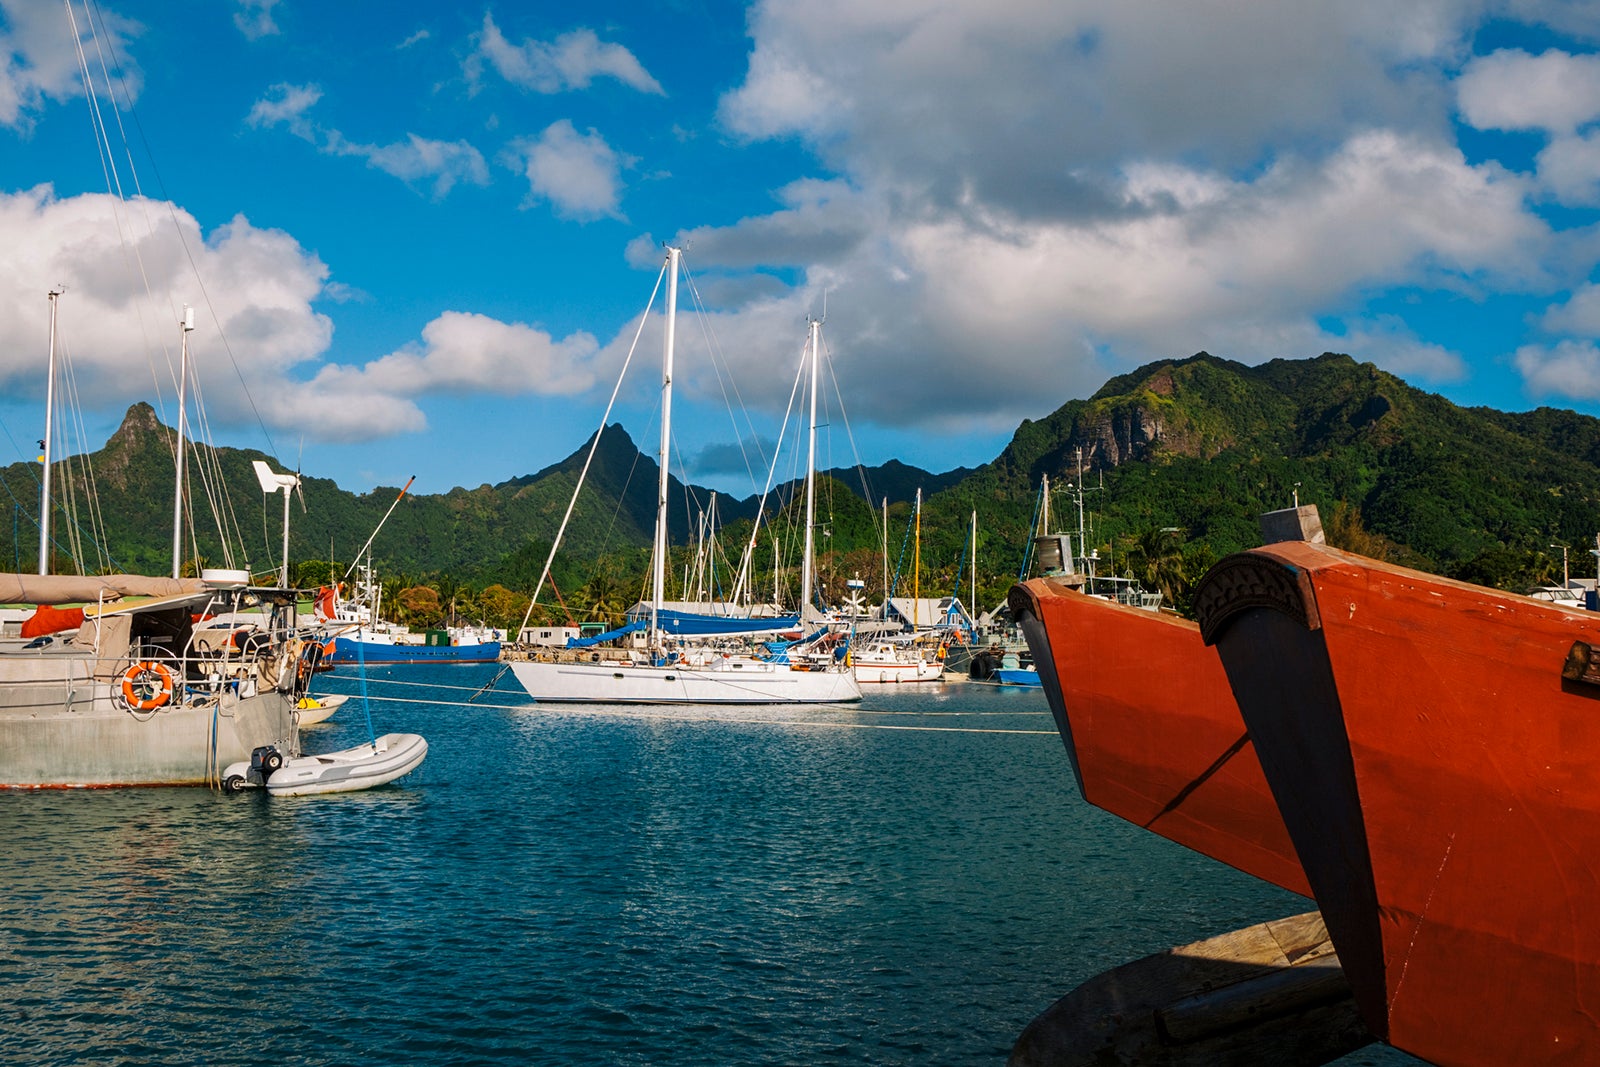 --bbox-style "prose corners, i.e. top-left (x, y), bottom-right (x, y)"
top-left (317, 567), bottom-right (502, 666)
top-left (991, 650), bottom-right (1041, 687)
top-left (325, 634), bottom-right (502, 665)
